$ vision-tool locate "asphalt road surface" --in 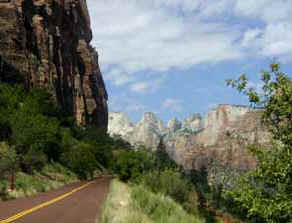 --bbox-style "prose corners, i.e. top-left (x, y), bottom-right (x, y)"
top-left (0, 177), bottom-right (111, 223)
